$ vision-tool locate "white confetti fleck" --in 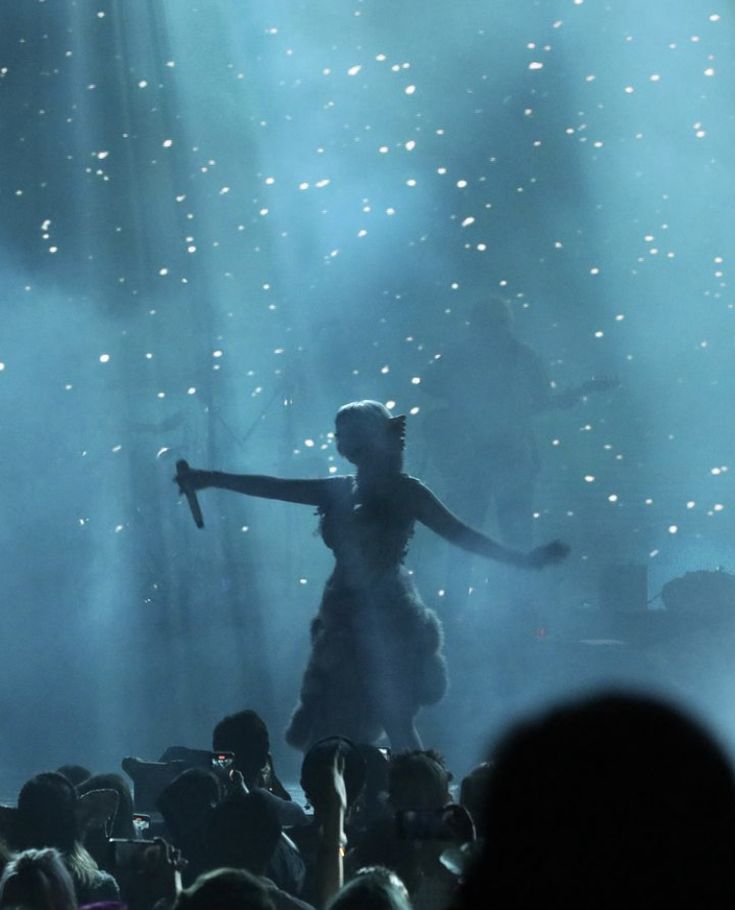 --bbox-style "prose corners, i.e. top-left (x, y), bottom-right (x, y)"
top-left (347, 64), bottom-right (362, 76)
